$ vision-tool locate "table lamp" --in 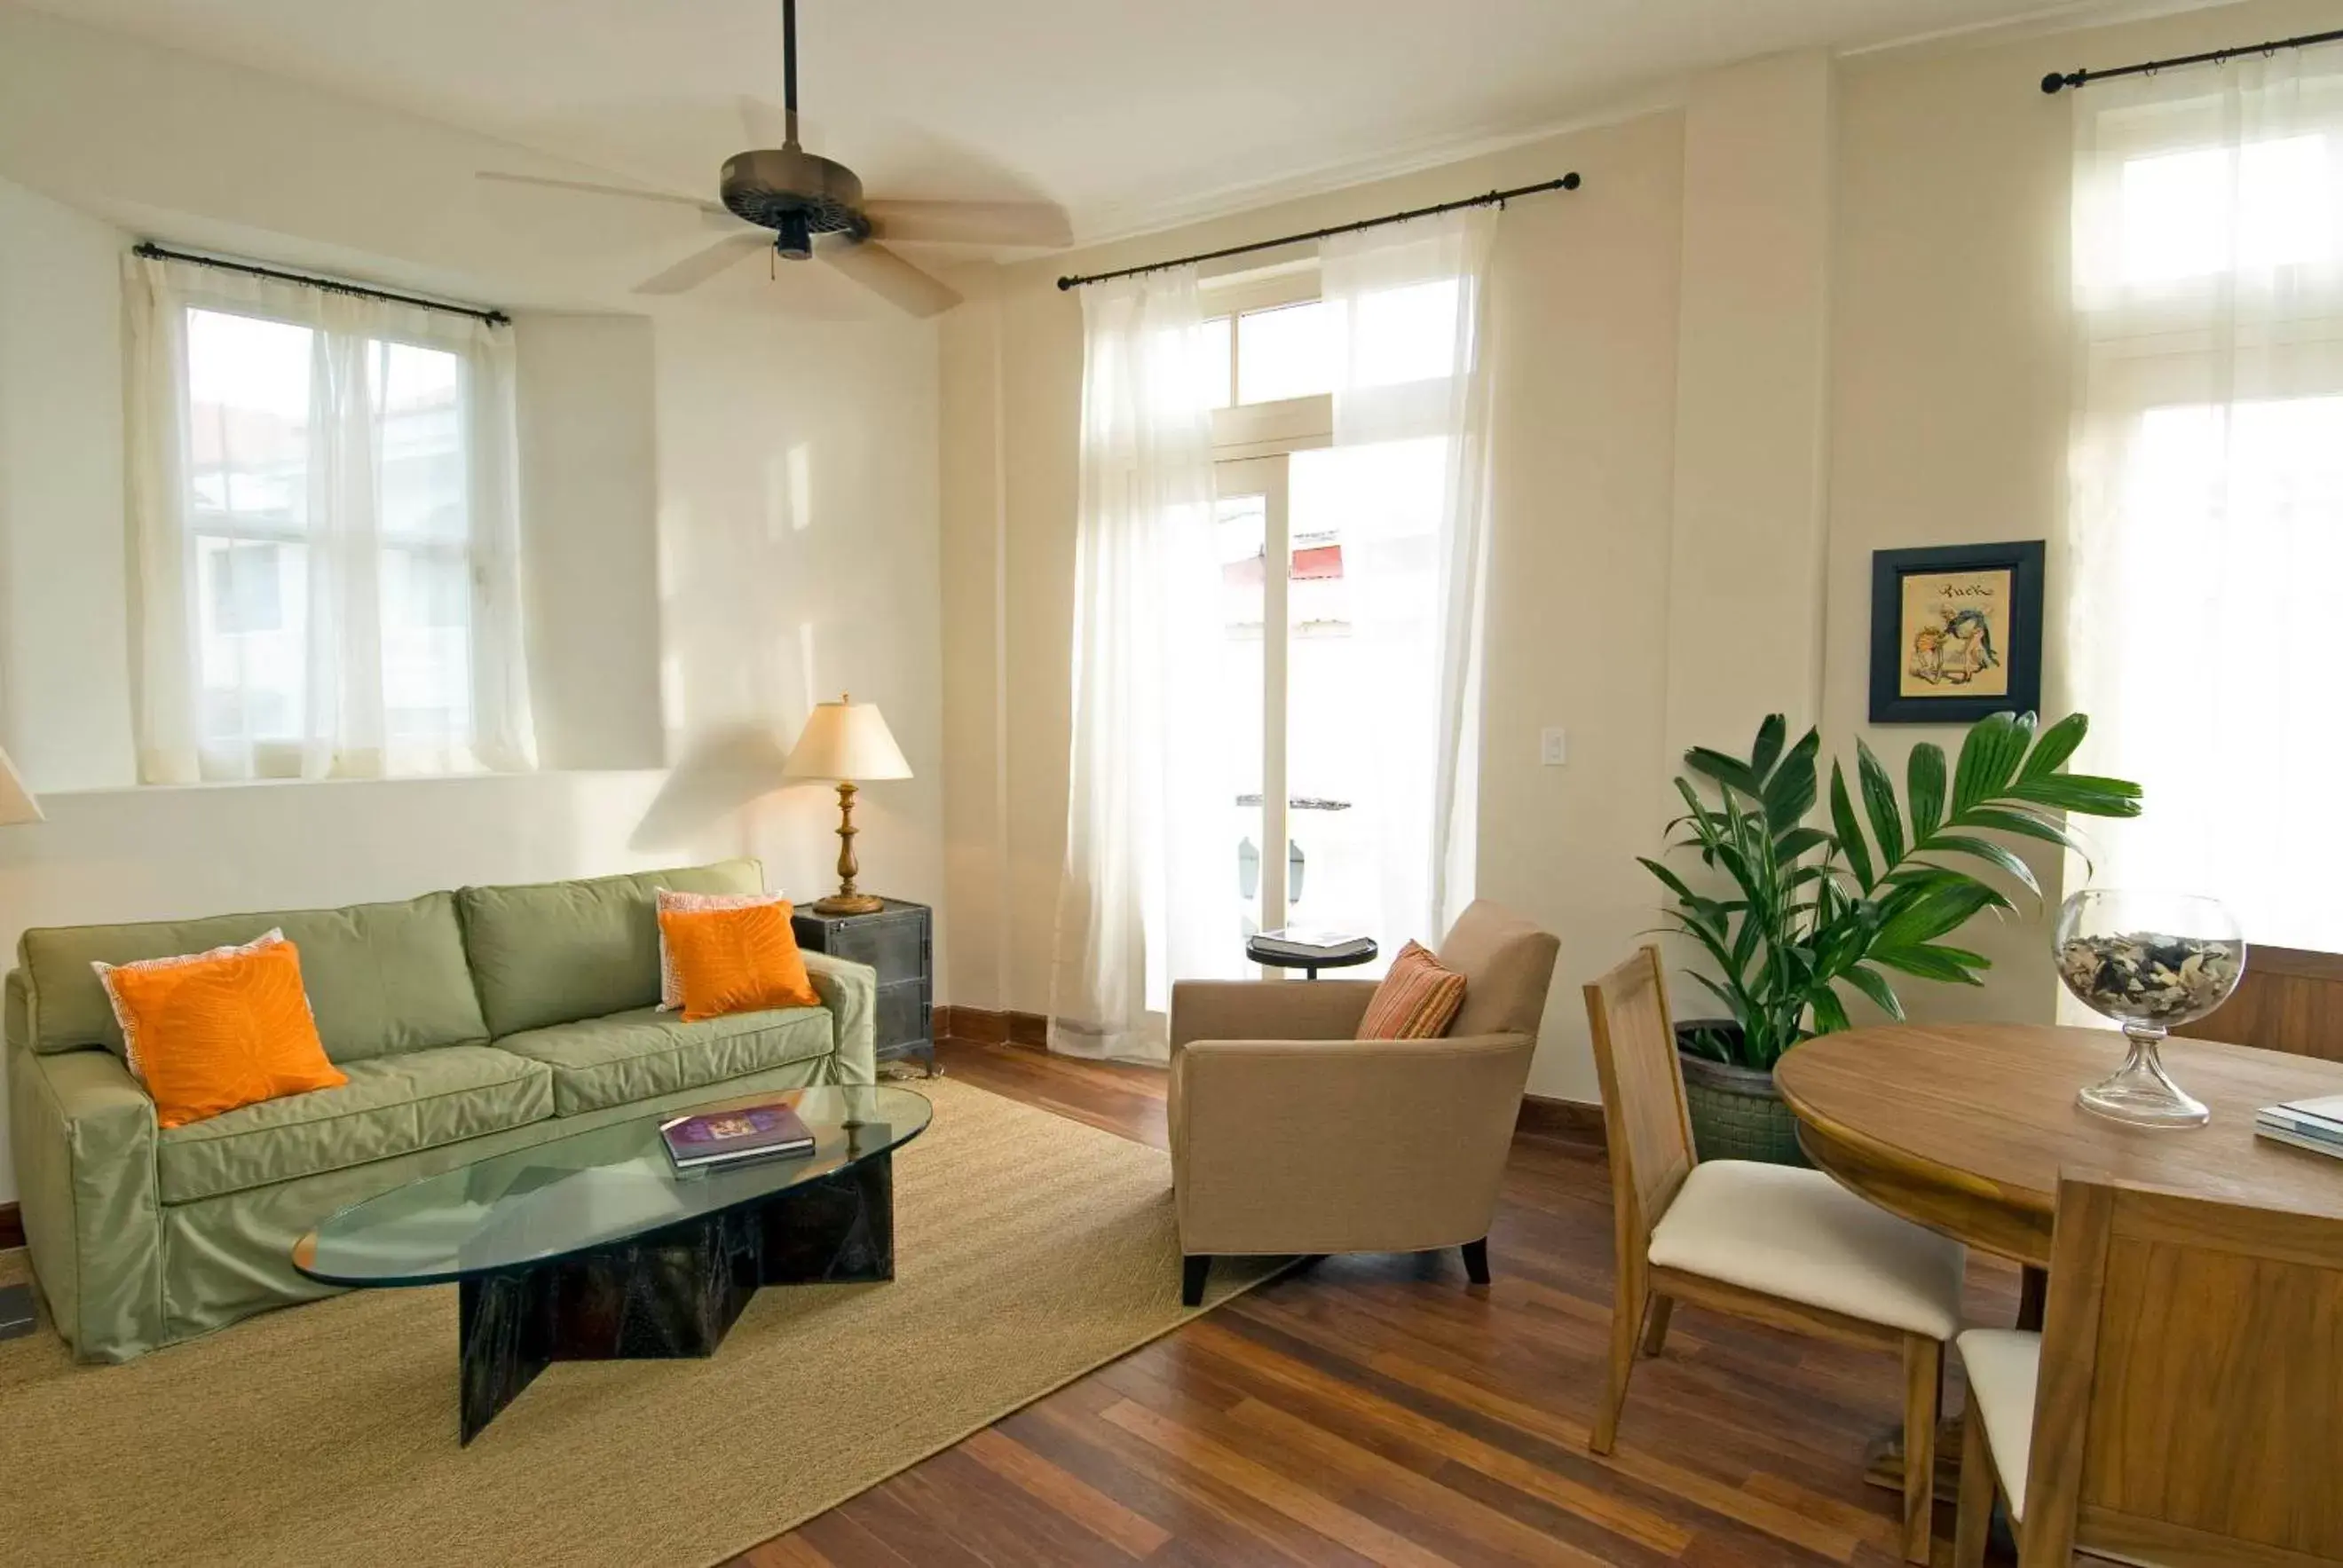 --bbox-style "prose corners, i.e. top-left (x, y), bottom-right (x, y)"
top-left (782, 694), bottom-right (911, 916)
top-left (0, 745), bottom-right (42, 826)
